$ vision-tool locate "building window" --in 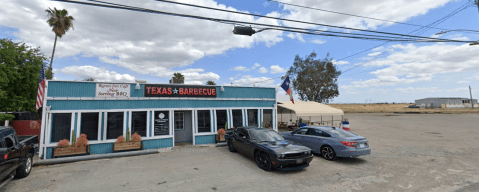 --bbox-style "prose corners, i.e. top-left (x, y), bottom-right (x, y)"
top-left (174, 112), bottom-right (184, 130)
top-left (197, 110), bottom-right (211, 133)
top-left (248, 109), bottom-right (258, 127)
top-left (132, 111), bottom-right (147, 137)
top-left (51, 113), bottom-right (72, 143)
top-left (154, 111), bottom-right (169, 136)
top-left (216, 110), bottom-right (227, 130)
top-left (263, 109), bottom-right (273, 128)
top-left (80, 112), bottom-right (99, 141)
top-left (107, 112), bottom-right (124, 140)
top-left (232, 110), bottom-right (243, 128)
